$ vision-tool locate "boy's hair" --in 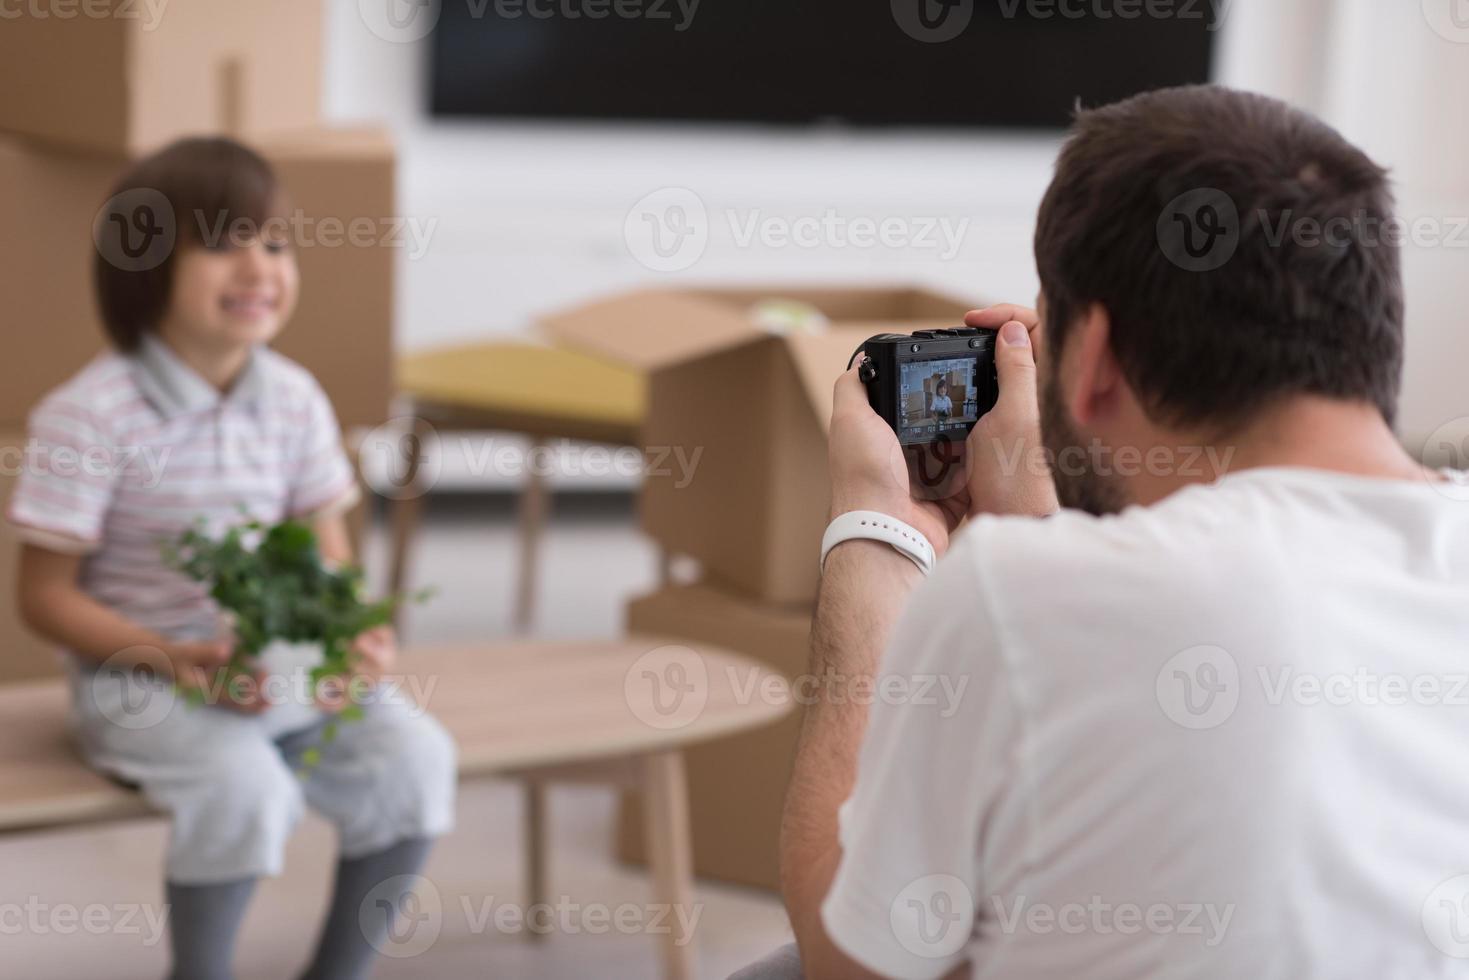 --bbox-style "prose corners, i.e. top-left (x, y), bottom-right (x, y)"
top-left (1034, 85), bottom-right (1404, 430)
top-left (93, 137), bottom-right (286, 351)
